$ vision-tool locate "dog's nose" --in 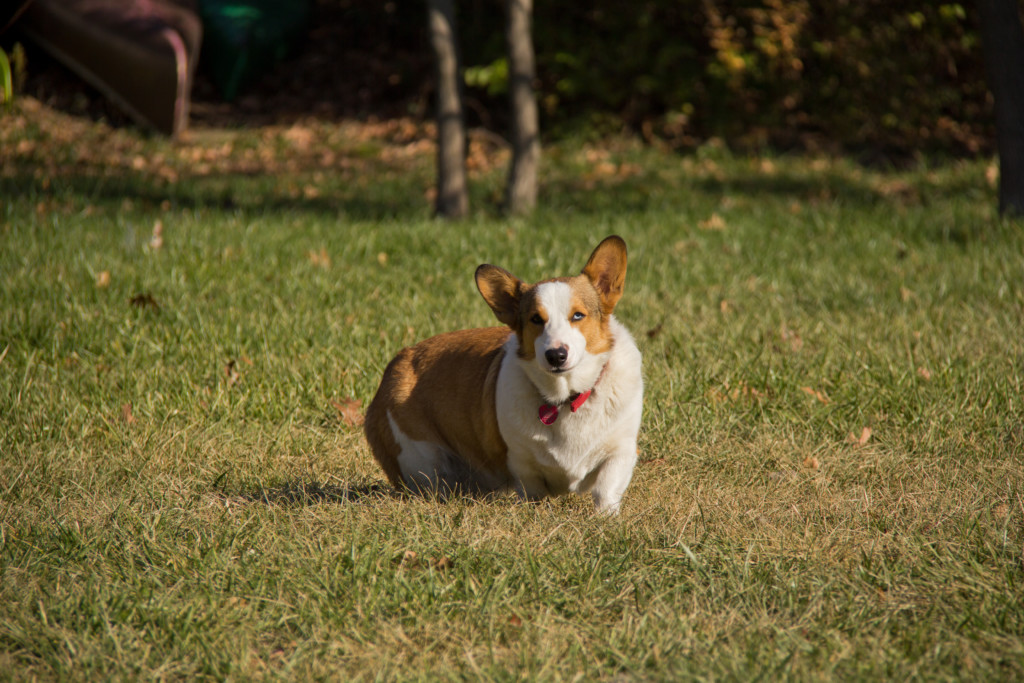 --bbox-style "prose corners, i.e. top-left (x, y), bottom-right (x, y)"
top-left (545, 347), bottom-right (568, 368)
